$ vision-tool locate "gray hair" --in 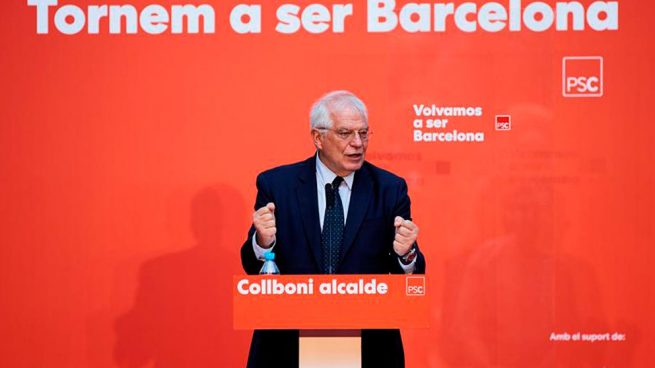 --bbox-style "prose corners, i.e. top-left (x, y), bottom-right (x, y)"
top-left (309, 90), bottom-right (368, 130)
